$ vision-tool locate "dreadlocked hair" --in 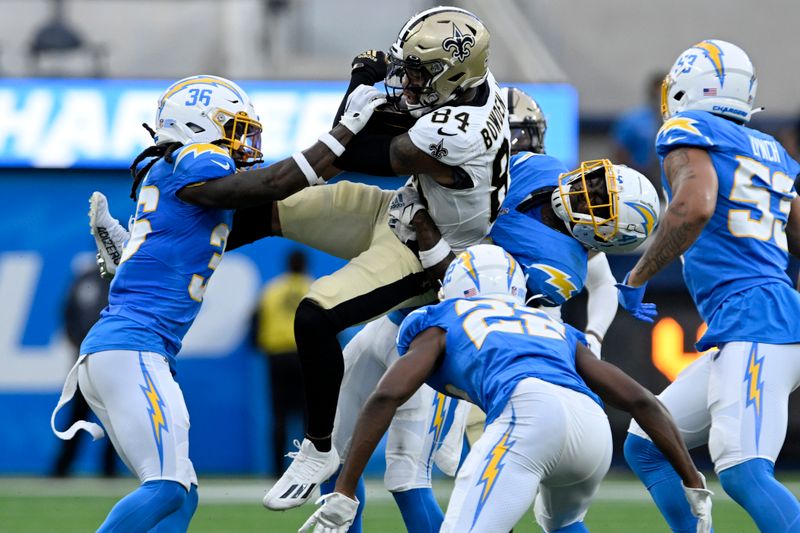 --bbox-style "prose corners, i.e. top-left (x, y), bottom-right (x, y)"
top-left (128, 123), bottom-right (183, 201)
